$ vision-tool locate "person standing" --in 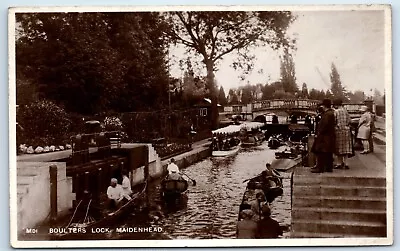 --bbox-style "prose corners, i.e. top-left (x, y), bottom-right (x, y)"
top-left (333, 99), bottom-right (353, 169)
top-left (369, 112), bottom-right (376, 153)
top-left (311, 99), bottom-right (336, 173)
top-left (357, 106), bottom-right (372, 154)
